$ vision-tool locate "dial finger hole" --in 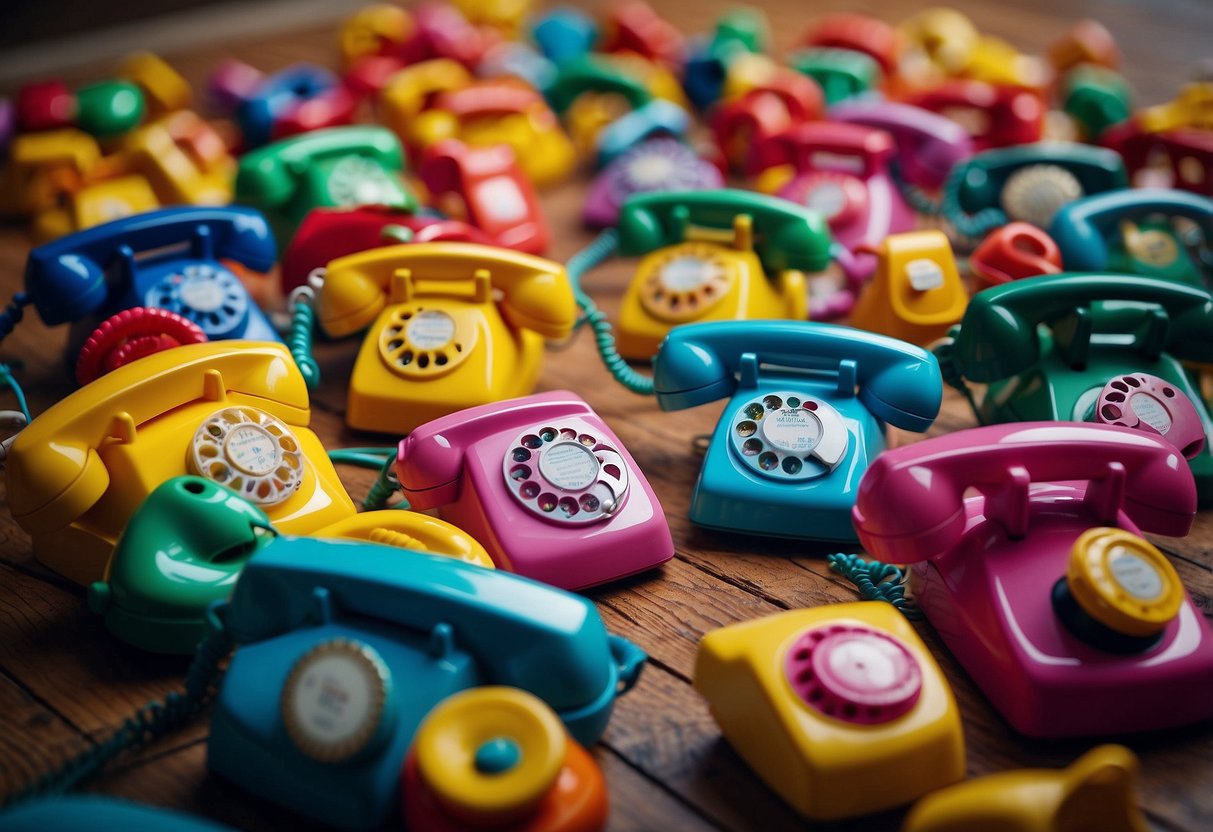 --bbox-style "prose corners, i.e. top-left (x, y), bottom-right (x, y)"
top-left (743, 438), bottom-right (762, 455)
top-left (537, 493), bottom-right (557, 512)
top-left (1105, 391), bottom-right (1125, 402)
top-left (512, 448), bottom-right (532, 462)
top-left (786, 396), bottom-right (801, 407)
top-left (782, 457), bottom-right (803, 475)
top-left (579, 494), bottom-right (600, 512)
top-left (603, 463), bottom-right (621, 479)
top-left (559, 428), bottom-right (576, 440)
top-left (1163, 387), bottom-right (1175, 398)
top-left (758, 452), bottom-right (779, 470)
top-left (557, 497), bottom-right (579, 517)
top-left (744, 403), bottom-right (764, 420)
top-left (1101, 404), bottom-right (1122, 420)
top-left (737, 420), bottom-right (757, 437)
top-left (539, 427), bottom-right (557, 443)
top-left (1111, 380), bottom-right (1129, 392)
top-left (520, 481), bottom-right (540, 499)
top-left (1125, 376), bottom-right (1141, 387)
top-left (510, 464), bottom-right (531, 481)
top-left (578, 434), bottom-right (596, 446)
top-left (522, 434), bottom-right (542, 449)
top-left (763, 395), bottom-right (783, 410)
